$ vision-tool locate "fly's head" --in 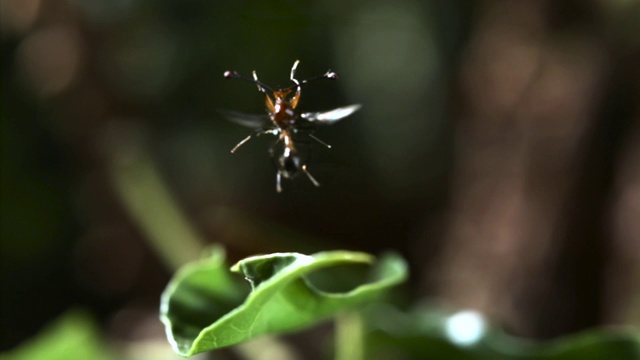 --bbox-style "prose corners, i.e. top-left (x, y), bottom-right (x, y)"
top-left (273, 88), bottom-right (296, 105)
top-left (224, 61), bottom-right (338, 117)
